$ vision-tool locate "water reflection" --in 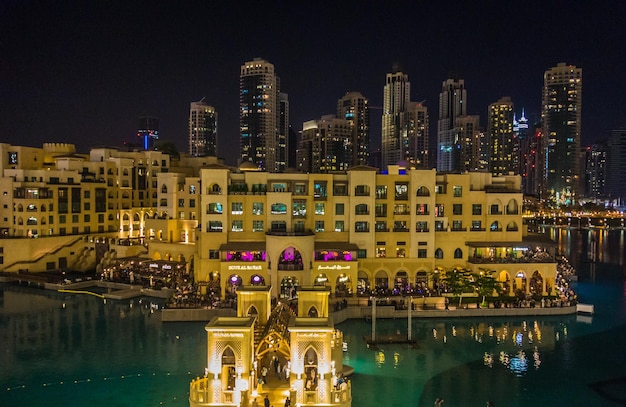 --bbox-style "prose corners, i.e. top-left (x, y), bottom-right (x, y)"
top-left (544, 227), bottom-right (626, 266)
